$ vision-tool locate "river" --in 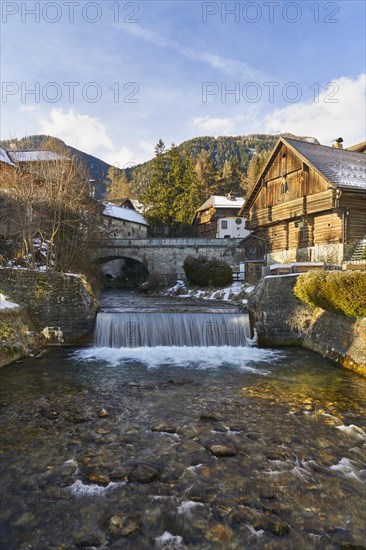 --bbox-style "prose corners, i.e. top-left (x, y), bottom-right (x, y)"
top-left (0, 291), bottom-right (365, 549)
